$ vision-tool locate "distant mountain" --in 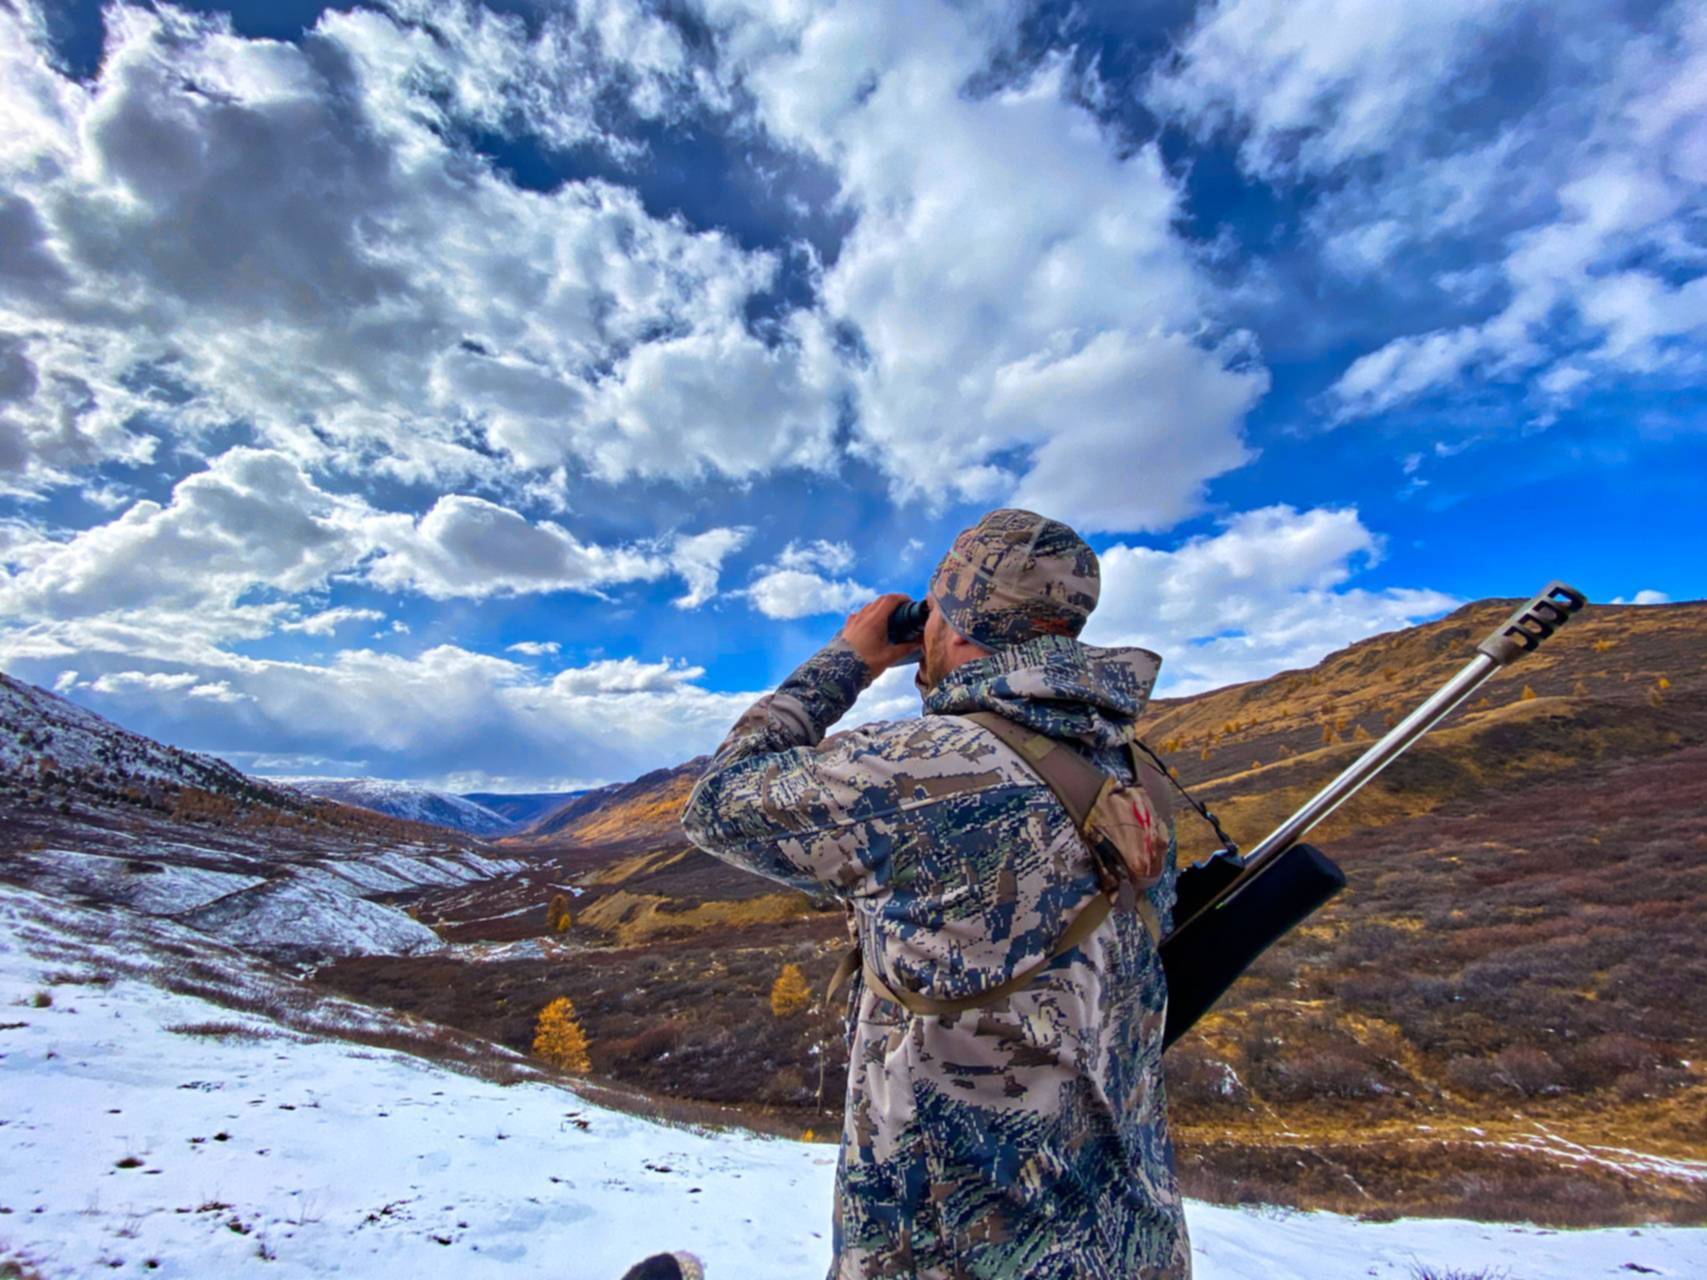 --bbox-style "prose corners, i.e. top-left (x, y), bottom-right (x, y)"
top-left (519, 756), bottom-right (708, 843)
top-left (278, 777), bottom-right (513, 836)
top-left (461, 791), bottom-right (586, 828)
